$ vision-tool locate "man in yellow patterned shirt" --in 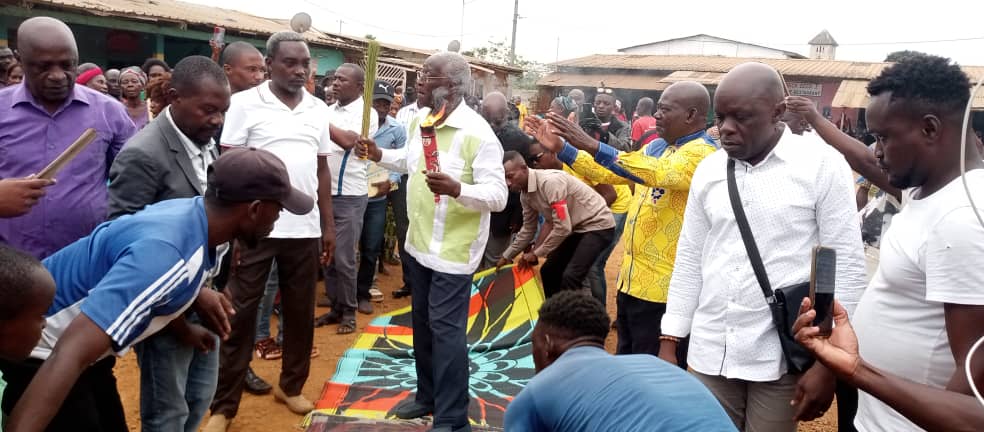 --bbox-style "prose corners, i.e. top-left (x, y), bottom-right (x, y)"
top-left (529, 81), bottom-right (717, 365)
